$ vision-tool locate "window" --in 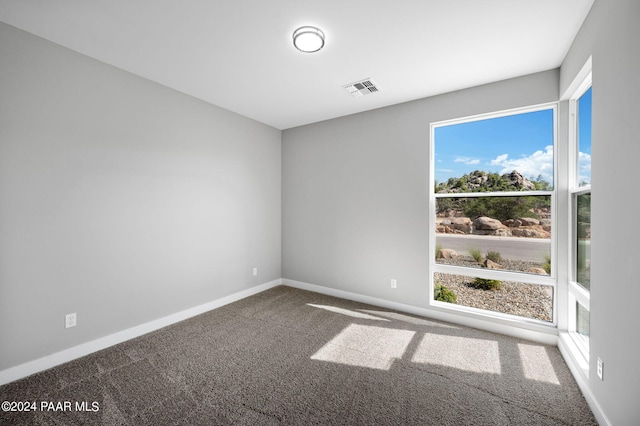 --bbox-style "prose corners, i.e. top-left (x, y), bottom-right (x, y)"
top-left (430, 105), bottom-right (556, 324)
top-left (569, 79), bottom-right (592, 356)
